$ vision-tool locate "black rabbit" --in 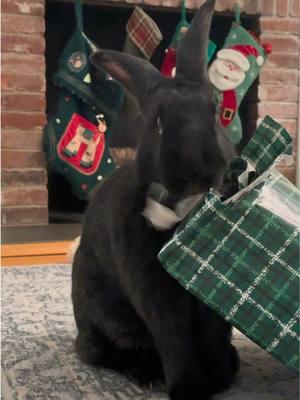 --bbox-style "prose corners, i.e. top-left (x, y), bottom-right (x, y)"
top-left (72, 1), bottom-right (239, 399)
